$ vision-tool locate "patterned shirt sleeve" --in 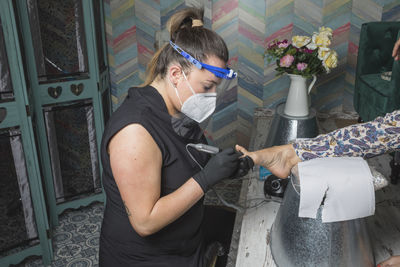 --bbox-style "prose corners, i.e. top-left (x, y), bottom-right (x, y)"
top-left (293, 110), bottom-right (400, 161)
